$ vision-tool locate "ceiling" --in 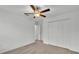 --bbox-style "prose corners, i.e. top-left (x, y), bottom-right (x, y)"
top-left (0, 5), bottom-right (79, 53)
